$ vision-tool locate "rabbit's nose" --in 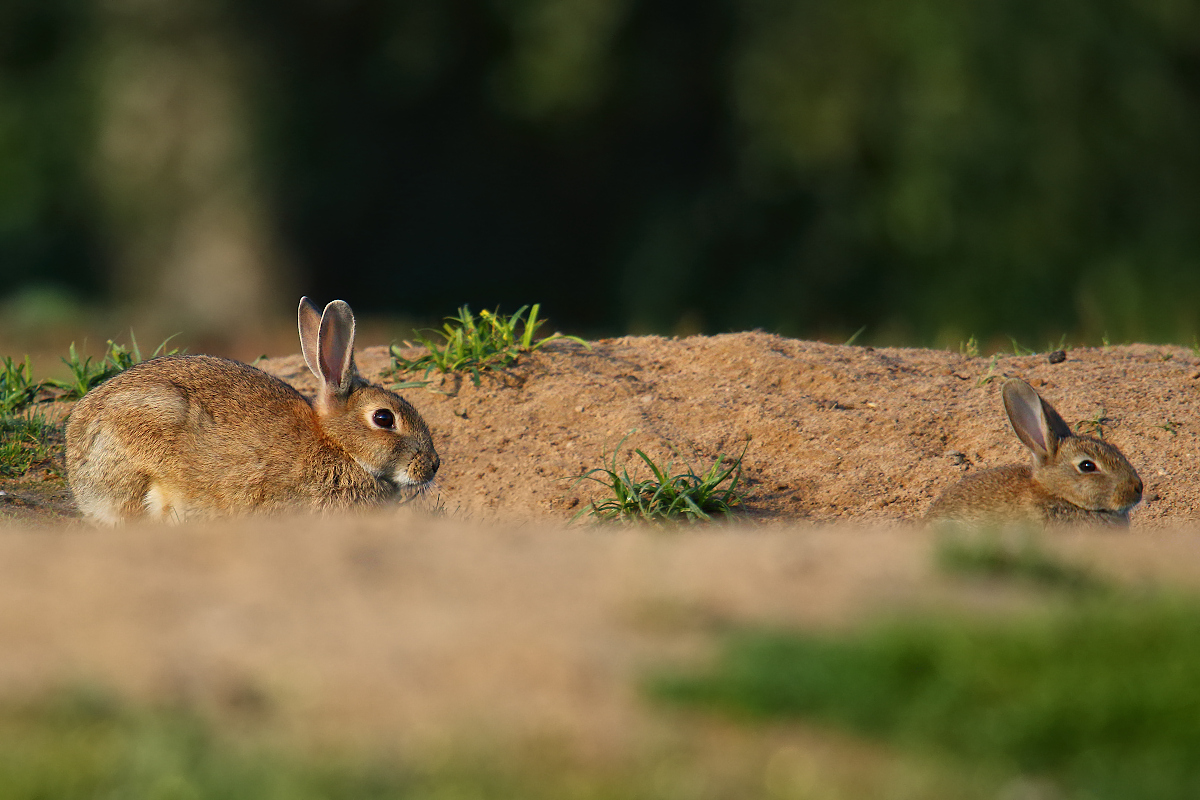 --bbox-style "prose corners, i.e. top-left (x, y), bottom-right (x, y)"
top-left (1134, 479), bottom-right (1144, 497)
top-left (408, 451), bottom-right (439, 484)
